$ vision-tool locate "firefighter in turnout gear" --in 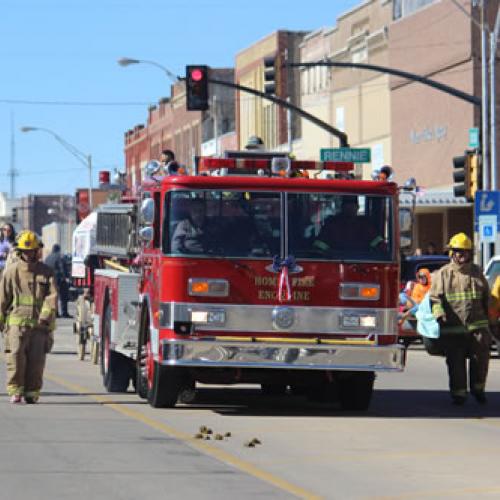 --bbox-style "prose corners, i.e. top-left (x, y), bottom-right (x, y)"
top-left (429, 233), bottom-right (495, 405)
top-left (0, 231), bottom-right (57, 404)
